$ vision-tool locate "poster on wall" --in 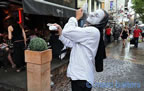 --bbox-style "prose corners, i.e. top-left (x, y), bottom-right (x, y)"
top-left (110, 1), bottom-right (113, 10)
